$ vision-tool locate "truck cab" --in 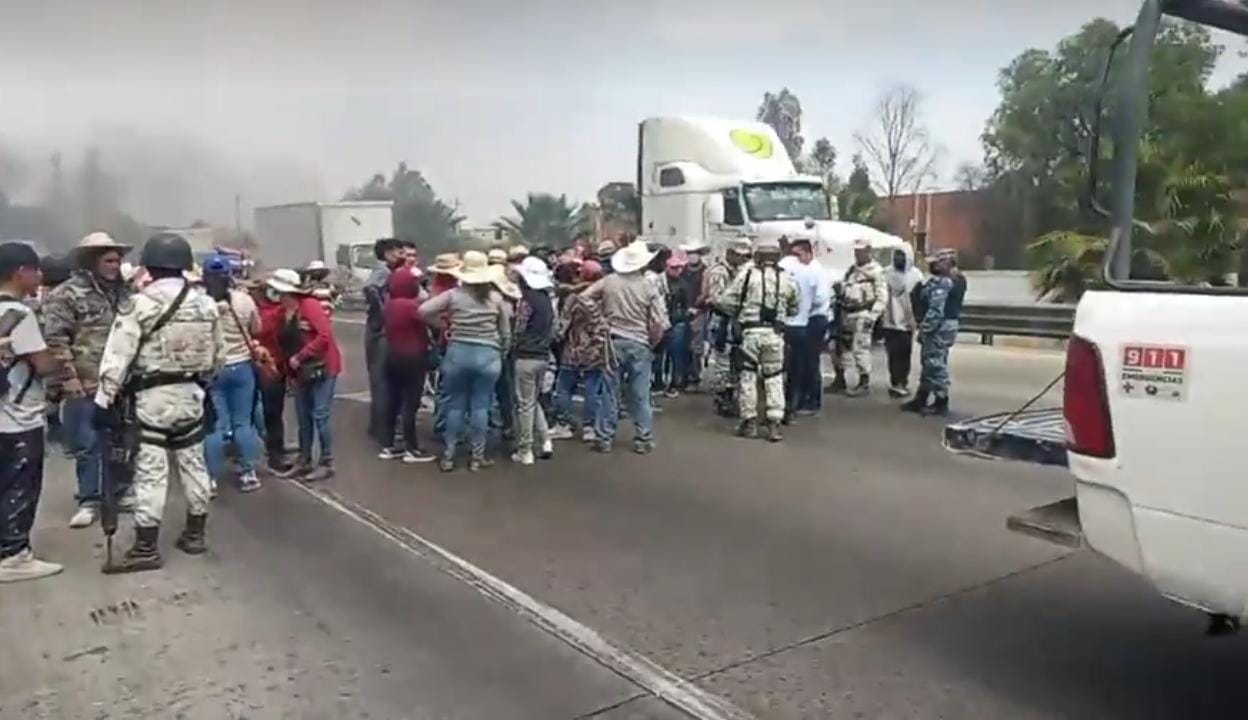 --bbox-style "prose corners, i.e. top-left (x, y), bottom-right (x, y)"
top-left (637, 116), bottom-right (908, 276)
